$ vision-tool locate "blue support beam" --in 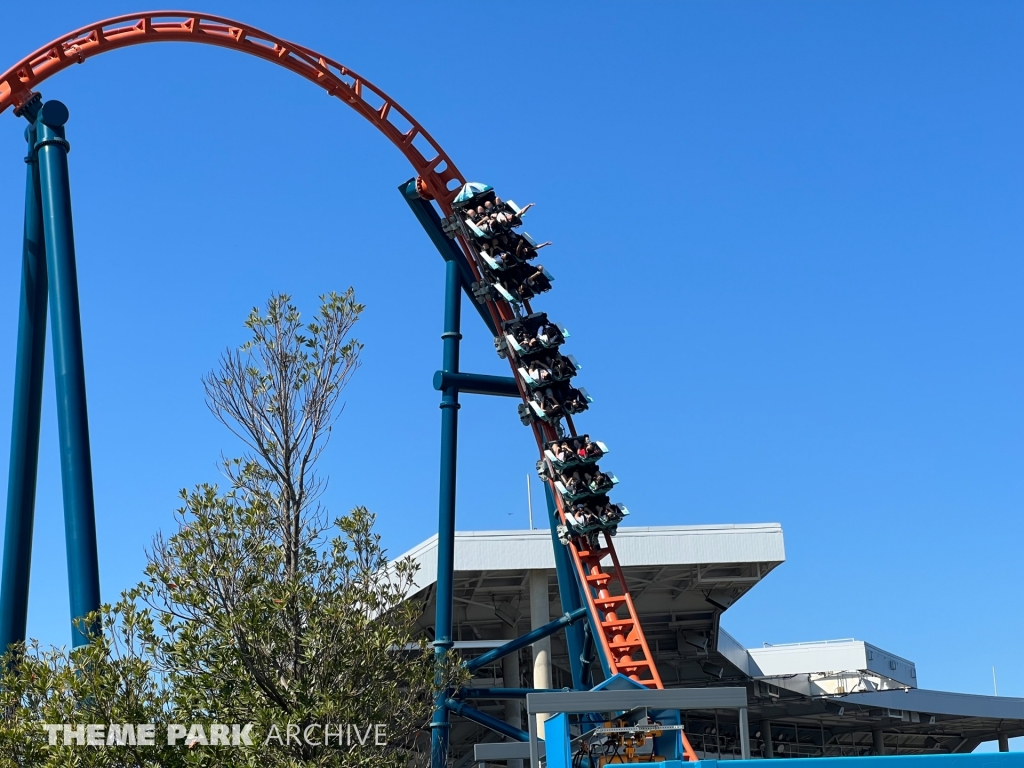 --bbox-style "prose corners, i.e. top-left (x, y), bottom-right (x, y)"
top-left (445, 698), bottom-right (531, 743)
top-left (0, 120), bottom-right (48, 657)
top-left (544, 483), bottom-right (592, 688)
top-left (543, 713), bottom-right (572, 768)
top-left (34, 101), bottom-right (100, 647)
top-left (405, 176), bottom-right (573, 762)
top-left (432, 370), bottom-right (519, 398)
top-left (430, 256), bottom-right (462, 768)
top-left (466, 606), bottom-right (588, 673)
top-left (651, 708), bottom-right (684, 762)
